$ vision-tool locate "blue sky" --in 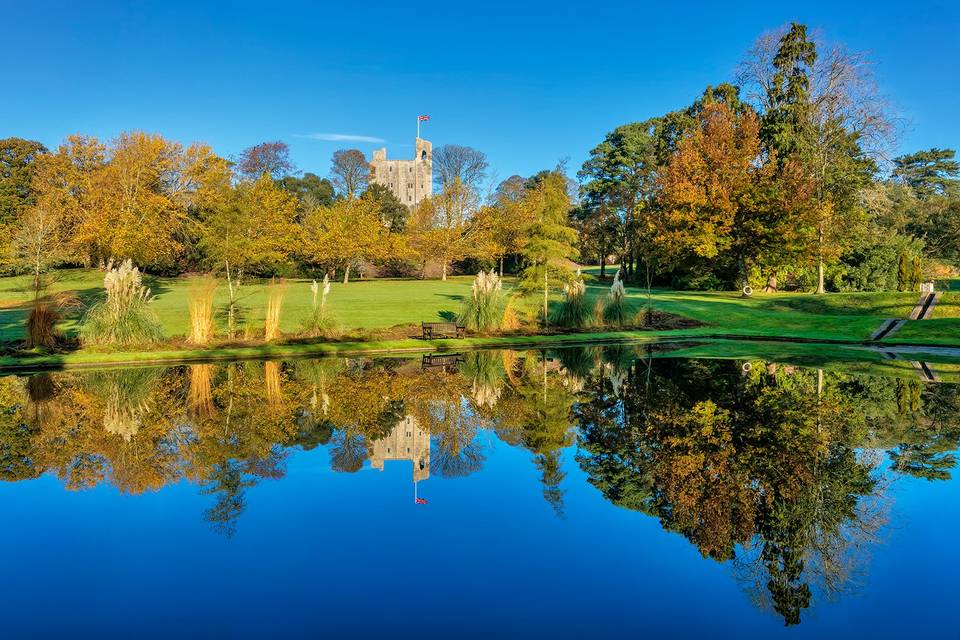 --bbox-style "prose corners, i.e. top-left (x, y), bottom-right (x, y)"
top-left (3, 0), bottom-right (958, 184)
